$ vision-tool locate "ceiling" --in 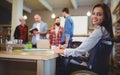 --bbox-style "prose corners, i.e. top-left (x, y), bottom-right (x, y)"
top-left (6, 0), bottom-right (103, 13)
top-left (24, 0), bottom-right (103, 11)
